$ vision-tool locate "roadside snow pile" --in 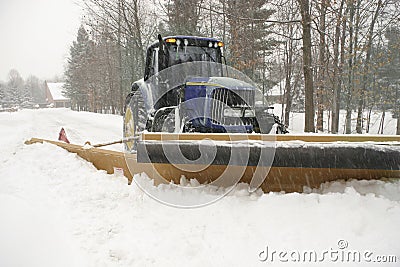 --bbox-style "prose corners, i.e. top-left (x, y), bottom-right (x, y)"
top-left (2, 141), bottom-right (400, 266)
top-left (307, 179), bottom-right (400, 201)
top-left (1, 108), bottom-right (400, 266)
top-left (131, 173), bottom-right (264, 207)
top-left (0, 108), bottom-right (122, 153)
top-left (135, 172), bottom-right (400, 203)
